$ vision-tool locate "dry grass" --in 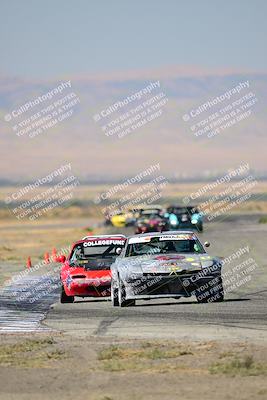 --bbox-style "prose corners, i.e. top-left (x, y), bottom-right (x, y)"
top-left (0, 219), bottom-right (103, 286)
top-left (209, 355), bottom-right (267, 376)
top-left (0, 338), bottom-right (66, 368)
top-left (0, 221), bottom-right (98, 263)
top-left (97, 342), bottom-right (194, 372)
top-left (1, 182), bottom-right (267, 202)
top-left (1, 182), bottom-right (267, 222)
top-left (96, 342), bottom-right (267, 376)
